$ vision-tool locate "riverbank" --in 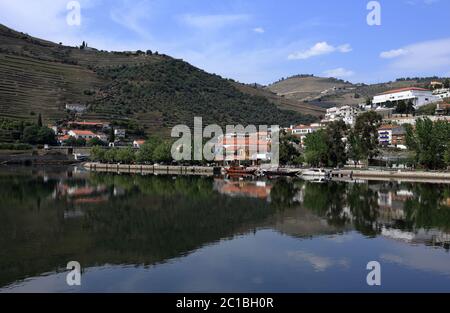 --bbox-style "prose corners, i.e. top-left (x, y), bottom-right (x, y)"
top-left (83, 162), bottom-right (220, 176)
top-left (83, 162), bottom-right (450, 183)
top-left (334, 169), bottom-right (450, 184)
